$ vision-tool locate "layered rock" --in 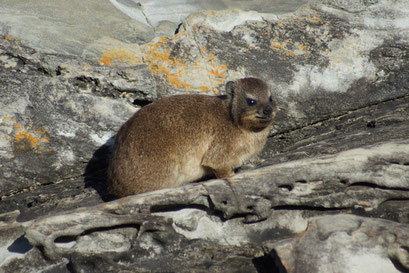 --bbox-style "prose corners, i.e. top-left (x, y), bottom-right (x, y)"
top-left (0, 0), bottom-right (409, 272)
